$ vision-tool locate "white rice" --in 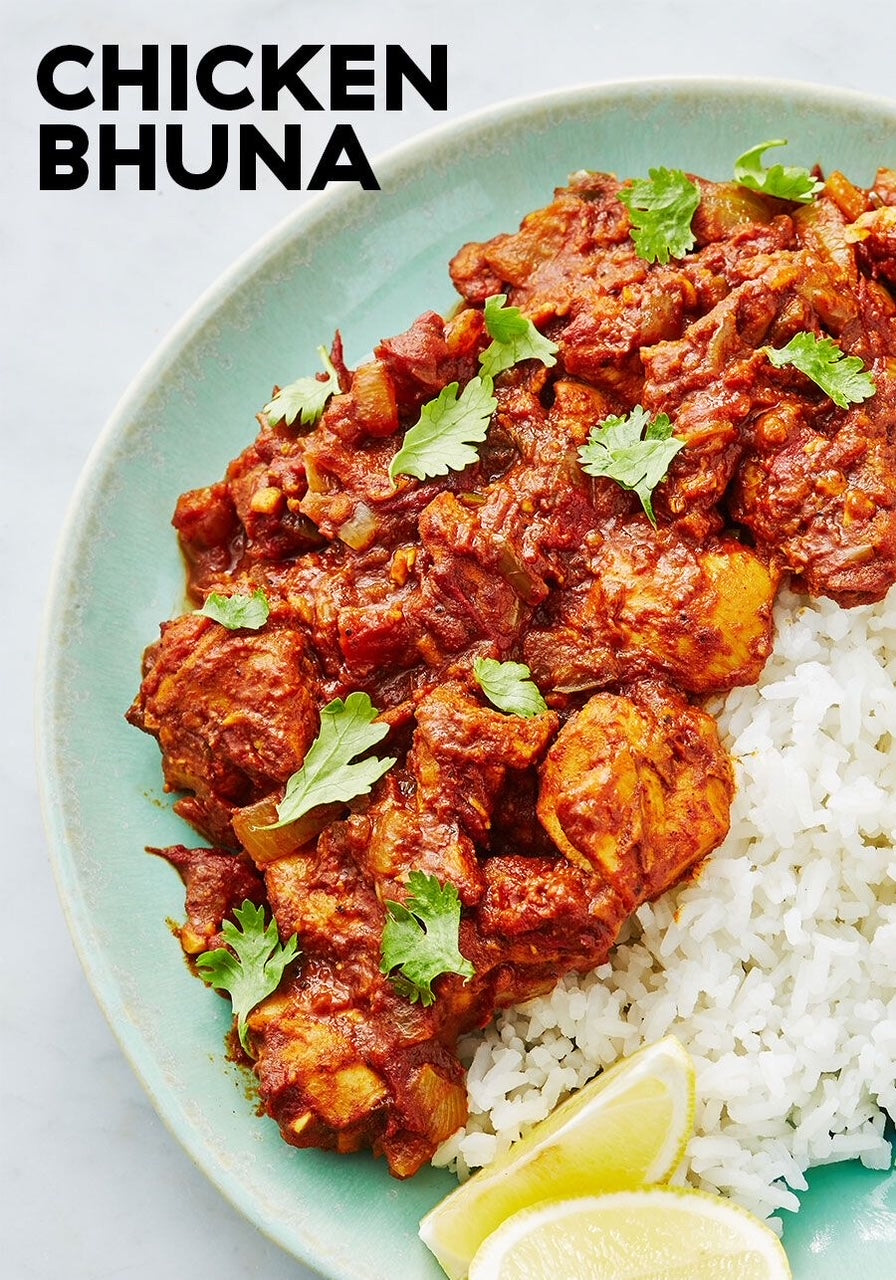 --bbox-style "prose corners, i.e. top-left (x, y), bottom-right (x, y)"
top-left (435, 584), bottom-right (896, 1226)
